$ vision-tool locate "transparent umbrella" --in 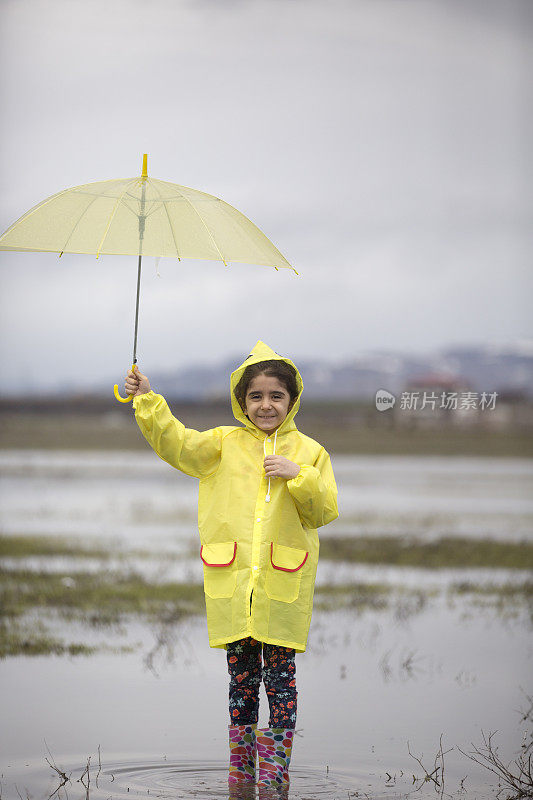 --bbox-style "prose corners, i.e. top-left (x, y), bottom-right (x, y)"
top-left (0, 154), bottom-right (295, 401)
